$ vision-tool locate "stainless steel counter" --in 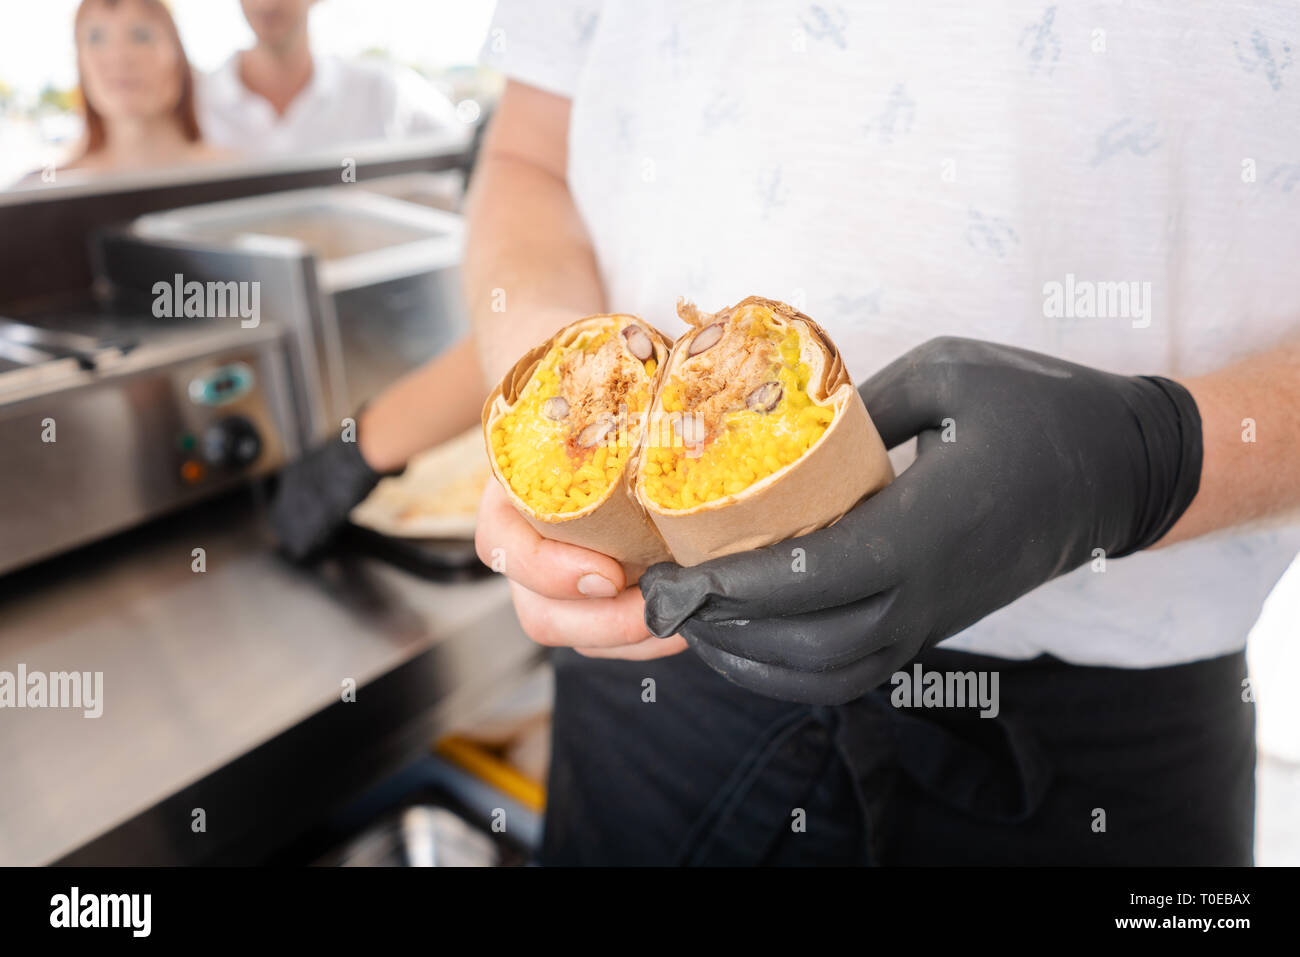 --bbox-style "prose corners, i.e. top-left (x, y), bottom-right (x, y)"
top-left (0, 489), bottom-right (535, 865)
